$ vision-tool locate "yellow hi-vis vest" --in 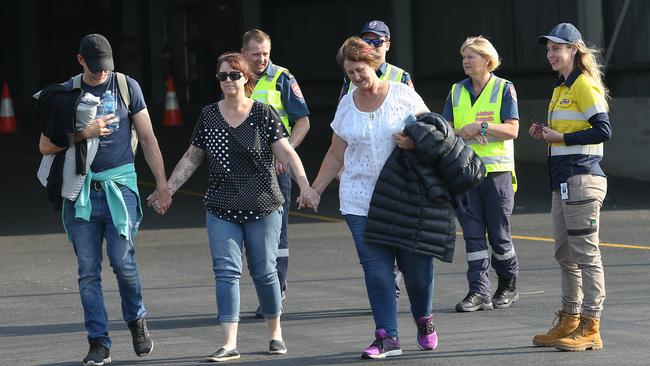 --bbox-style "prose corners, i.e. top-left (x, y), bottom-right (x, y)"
top-left (251, 67), bottom-right (291, 134)
top-left (451, 76), bottom-right (517, 191)
top-left (547, 73), bottom-right (605, 157)
top-left (347, 63), bottom-right (405, 93)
